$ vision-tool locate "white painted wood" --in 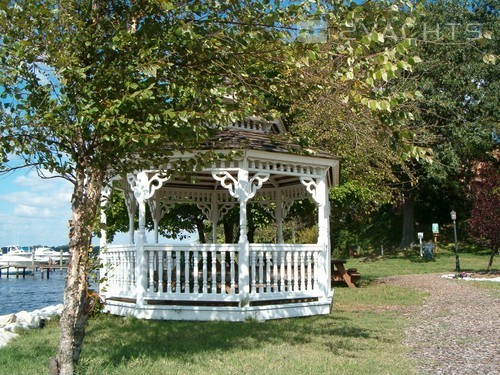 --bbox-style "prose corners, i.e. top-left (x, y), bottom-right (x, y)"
top-left (102, 118), bottom-right (340, 321)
